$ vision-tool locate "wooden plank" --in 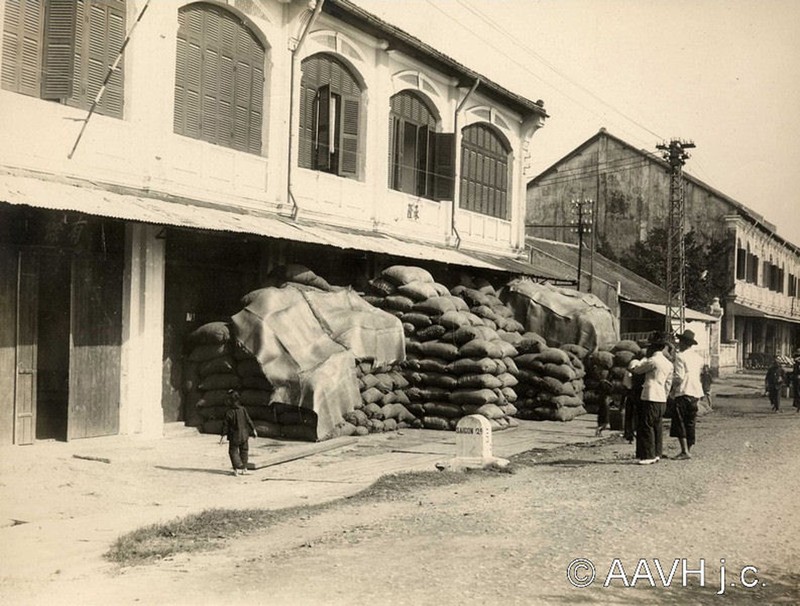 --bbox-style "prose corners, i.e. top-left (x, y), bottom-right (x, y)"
top-left (252, 437), bottom-right (358, 470)
top-left (0, 247), bottom-right (18, 445)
